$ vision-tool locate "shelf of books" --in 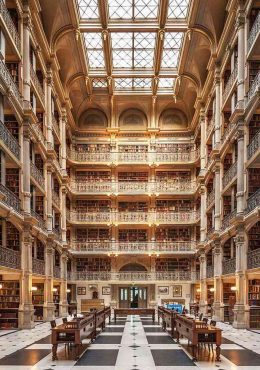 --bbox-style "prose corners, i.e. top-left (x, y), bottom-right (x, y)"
top-left (32, 283), bottom-right (44, 321)
top-left (223, 283), bottom-right (236, 323)
top-left (0, 278), bottom-right (20, 329)
top-left (53, 285), bottom-right (60, 318)
top-left (249, 279), bottom-right (260, 329)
